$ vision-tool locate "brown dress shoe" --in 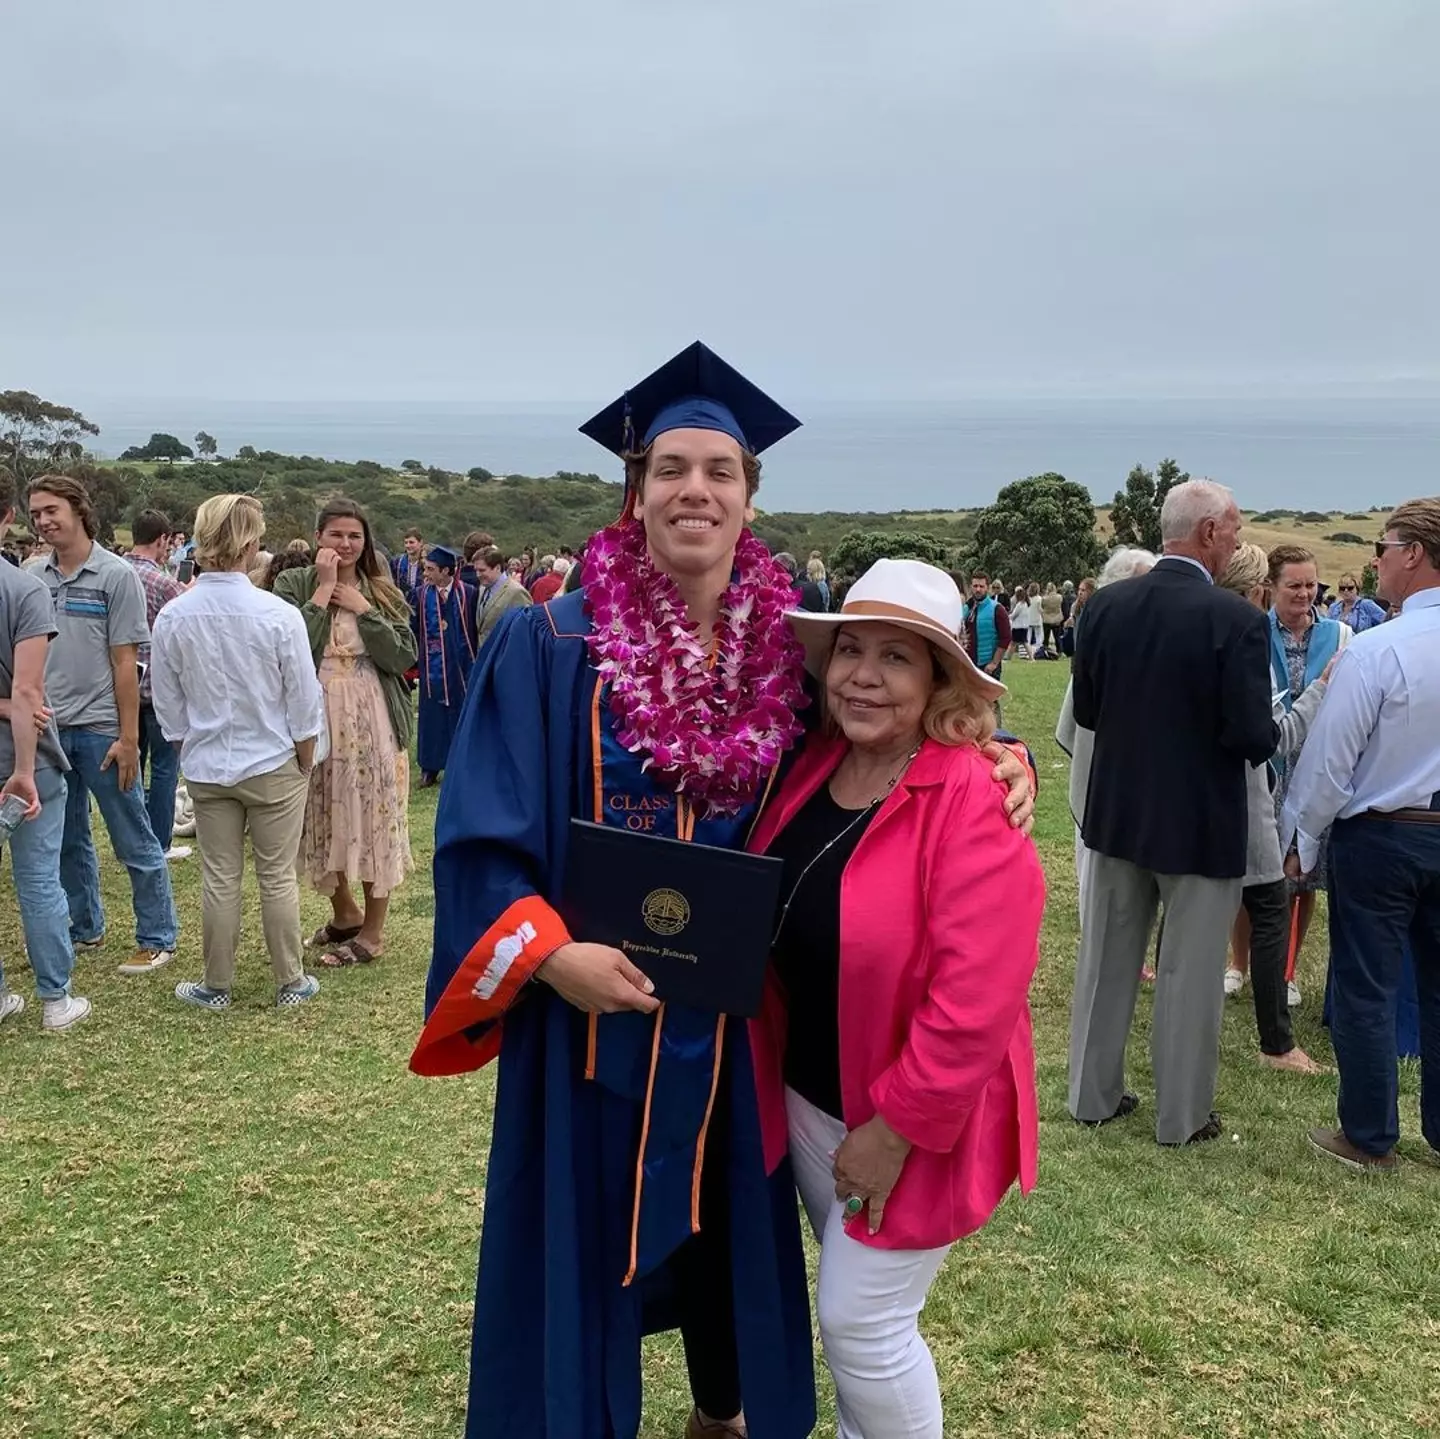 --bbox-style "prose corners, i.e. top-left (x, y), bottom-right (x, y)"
top-left (685, 1410), bottom-right (747, 1439)
top-left (1307, 1126), bottom-right (1398, 1172)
